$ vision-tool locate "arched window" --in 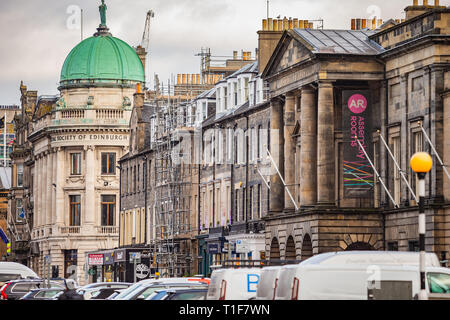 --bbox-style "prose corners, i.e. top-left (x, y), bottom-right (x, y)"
top-left (301, 234), bottom-right (313, 260)
top-left (285, 236), bottom-right (296, 260)
top-left (270, 237), bottom-right (280, 260)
